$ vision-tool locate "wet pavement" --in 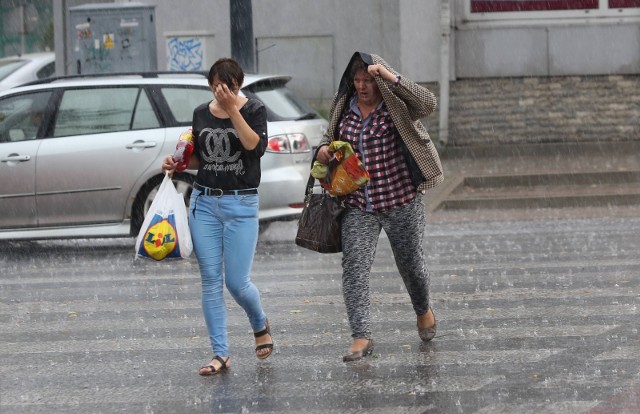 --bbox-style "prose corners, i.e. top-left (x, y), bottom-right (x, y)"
top-left (1, 144), bottom-right (639, 413)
